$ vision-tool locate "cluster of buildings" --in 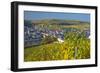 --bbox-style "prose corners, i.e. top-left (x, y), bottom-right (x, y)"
top-left (24, 22), bottom-right (90, 47)
top-left (24, 24), bottom-right (64, 47)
